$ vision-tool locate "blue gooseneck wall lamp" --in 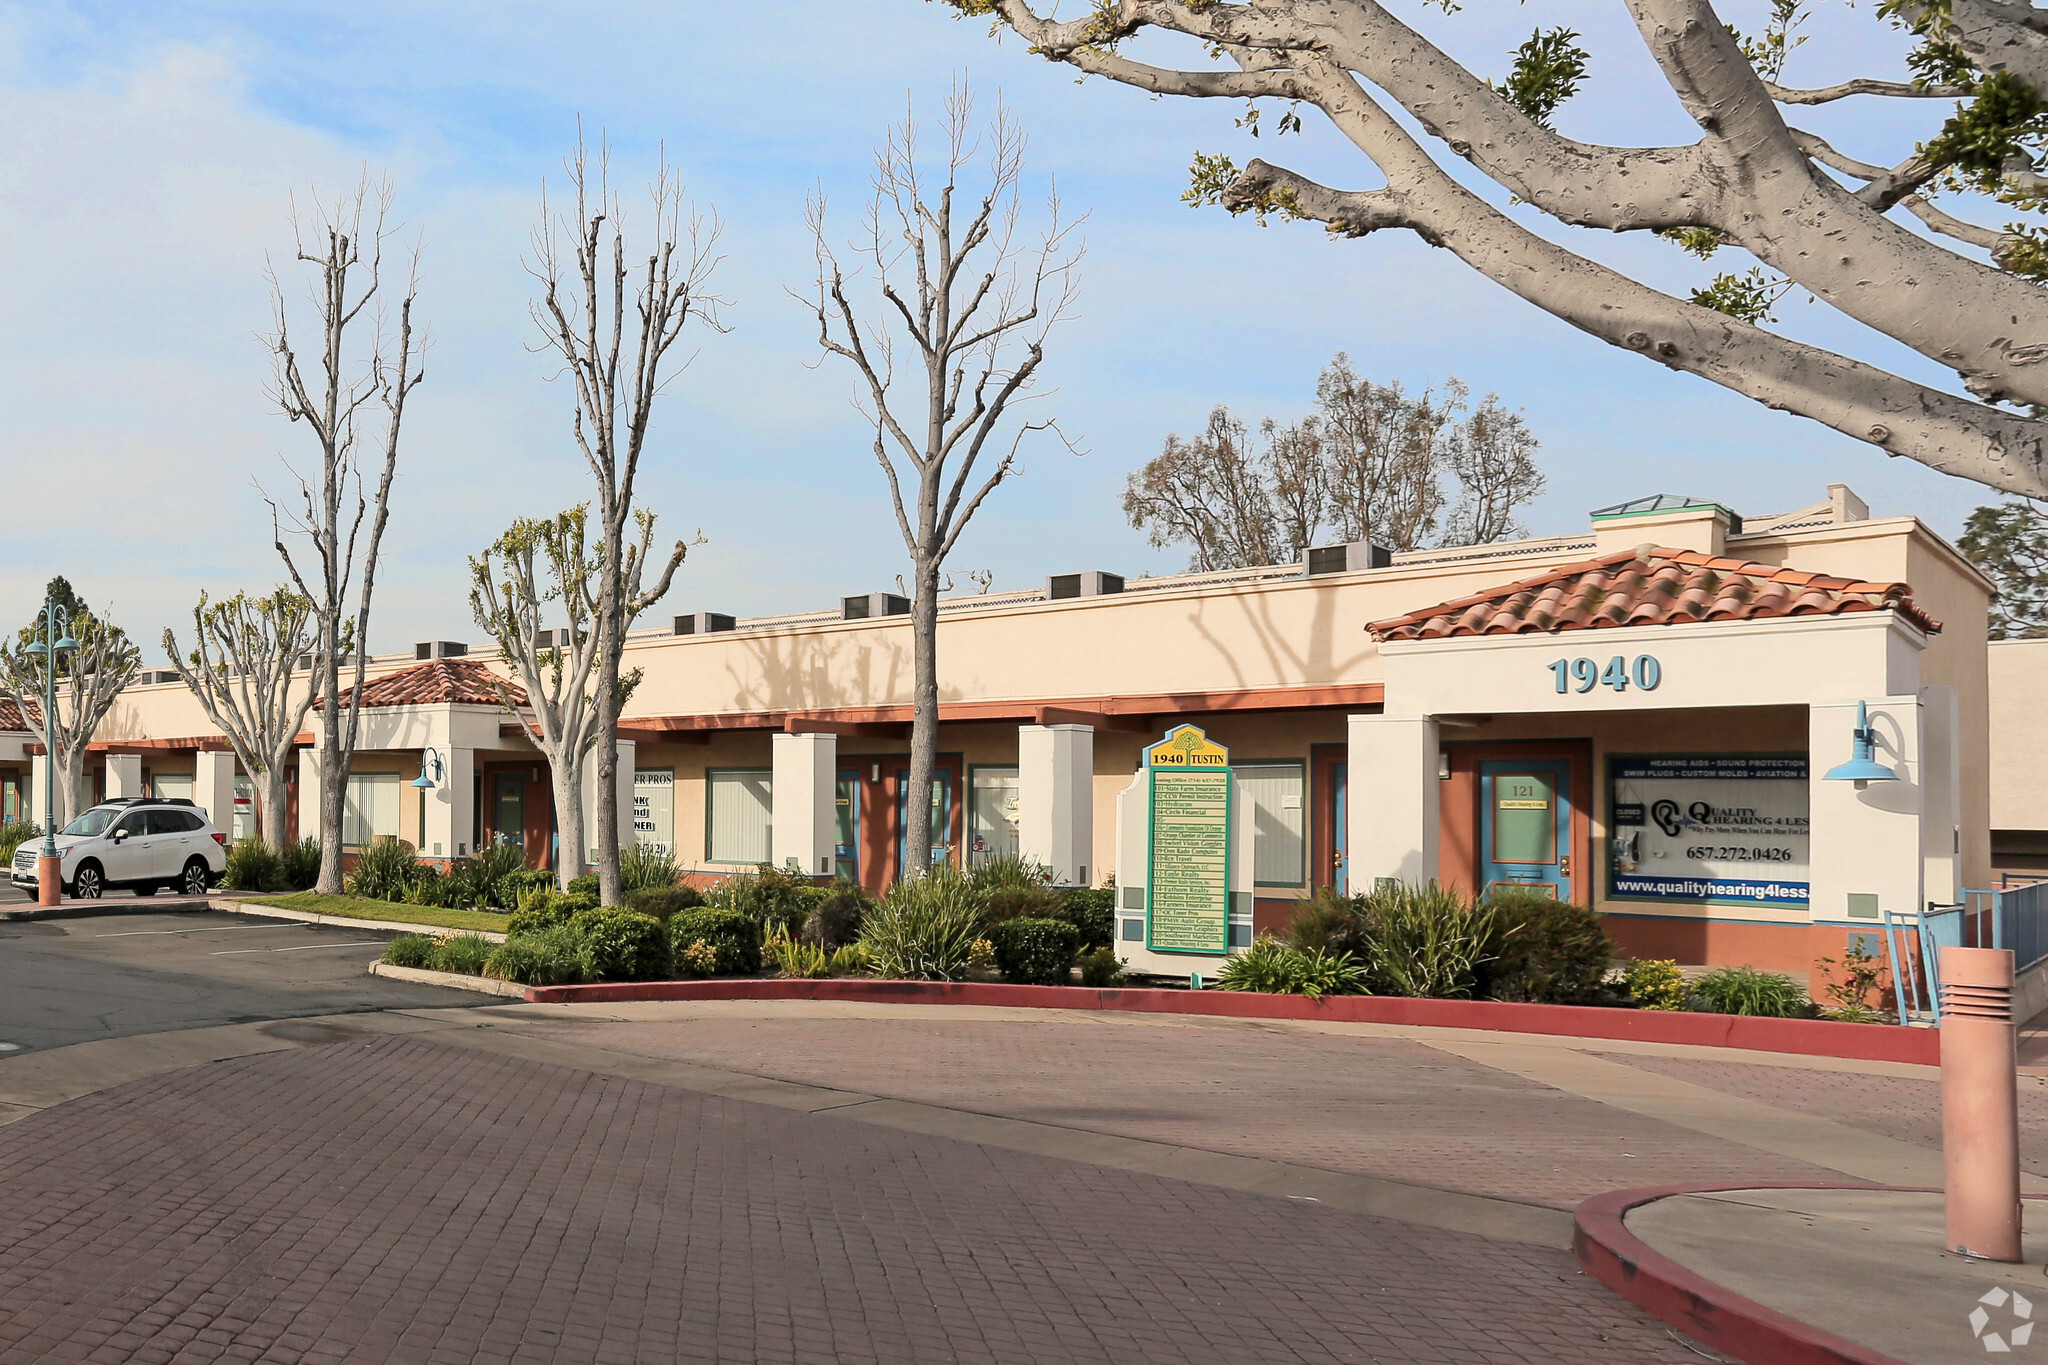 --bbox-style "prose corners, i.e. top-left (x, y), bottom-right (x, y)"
top-left (1822, 701), bottom-right (1898, 787)
top-left (413, 747), bottom-right (446, 791)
